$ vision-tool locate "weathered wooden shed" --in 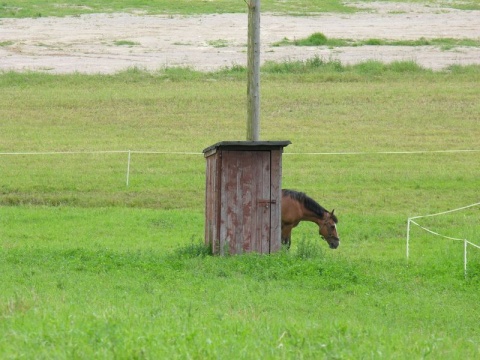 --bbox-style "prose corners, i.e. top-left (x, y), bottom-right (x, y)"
top-left (203, 141), bottom-right (290, 255)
